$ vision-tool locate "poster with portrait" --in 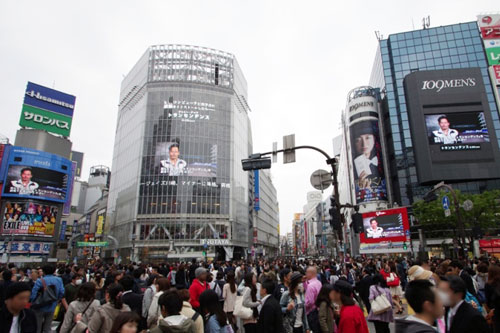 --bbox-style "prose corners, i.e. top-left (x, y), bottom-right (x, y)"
top-left (349, 120), bottom-right (387, 204)
top-left (359, 207), bottom-right (410, 246)
top-left (1, 201), bottom-right (59, 237)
